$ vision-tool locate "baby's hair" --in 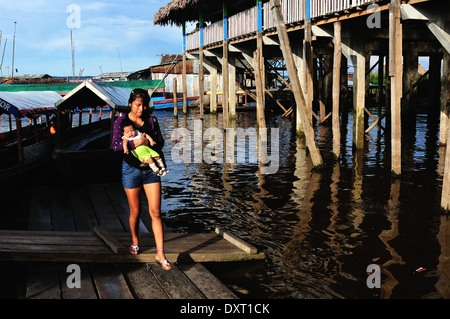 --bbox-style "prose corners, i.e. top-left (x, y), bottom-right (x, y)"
top-left (128, 88), bottom-right (150, 107)
top-left (120, 117), bottom-right (135, 132)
